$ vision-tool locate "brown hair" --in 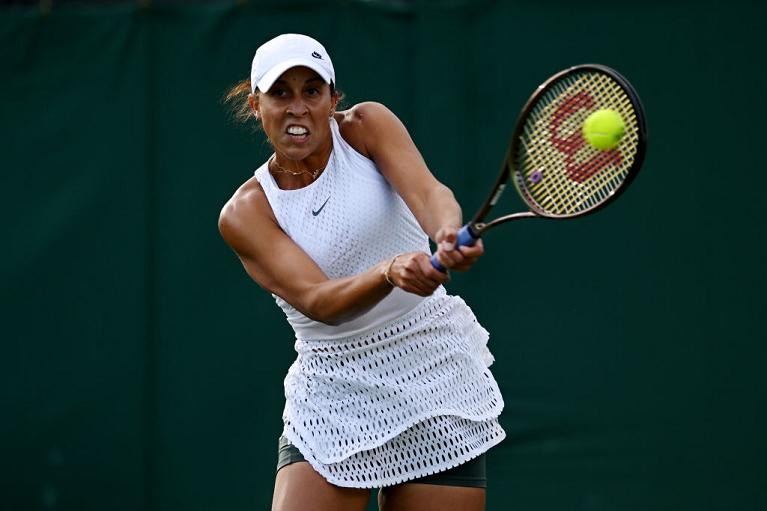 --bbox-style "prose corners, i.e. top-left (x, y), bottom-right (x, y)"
top-left (223, 78), bottom-right (344, 127)
top-left (223, 78), bottom-right (256, 125)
